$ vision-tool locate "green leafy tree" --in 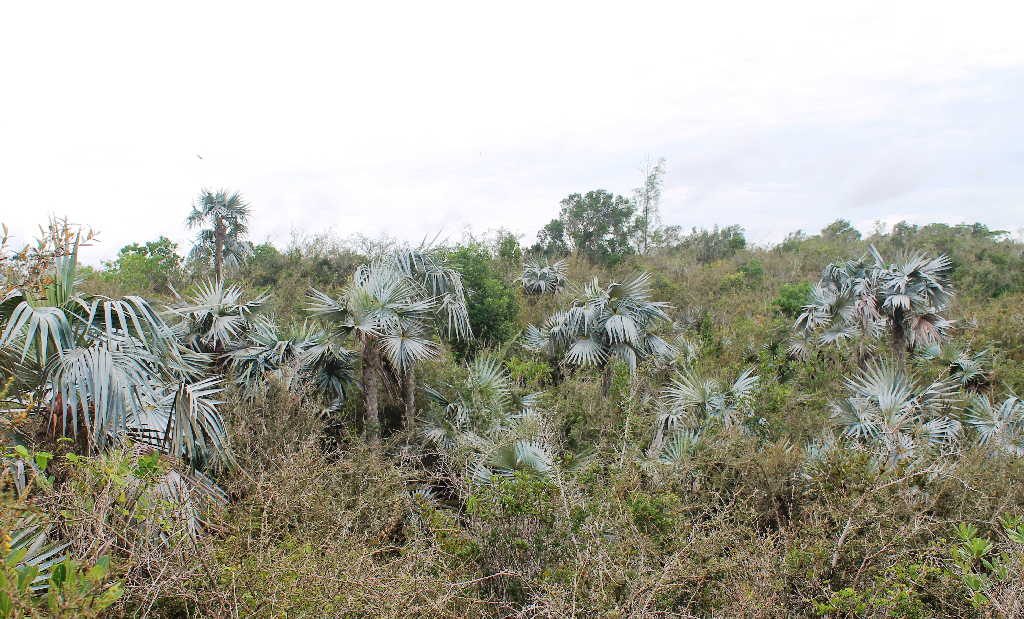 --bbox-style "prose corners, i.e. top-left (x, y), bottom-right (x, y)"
top-left (773, 282), bottom-right (812, 317)
top-left (820, 219), bottom-right (862, 242)
top-left (186, 189), bottom-right (253, 281)
top-left (102, 237), bottom-right (181, 293)
top-left (535, 190), bottom-right (637, 266)
top-left (446, 243), bottom-right (520, 355)
top-left (533, 218), bottom-right (569, 258)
